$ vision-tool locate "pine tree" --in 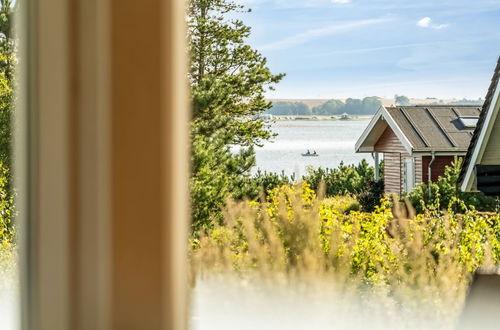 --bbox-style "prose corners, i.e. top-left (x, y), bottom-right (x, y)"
top-left (187, 0), bottom-right (284, 230)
